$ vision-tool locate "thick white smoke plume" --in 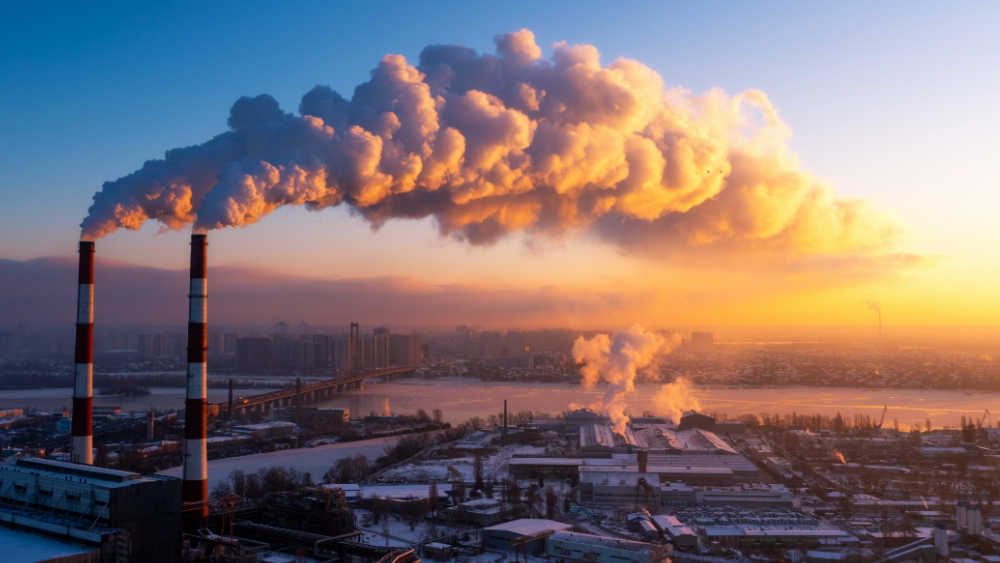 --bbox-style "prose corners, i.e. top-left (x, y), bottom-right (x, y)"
top-left (572, 325), bottom-right (685, 434)
top-left (652, 377), bottom-right (701, 424)
top-left (81, 29), bottom-right (899, 264)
